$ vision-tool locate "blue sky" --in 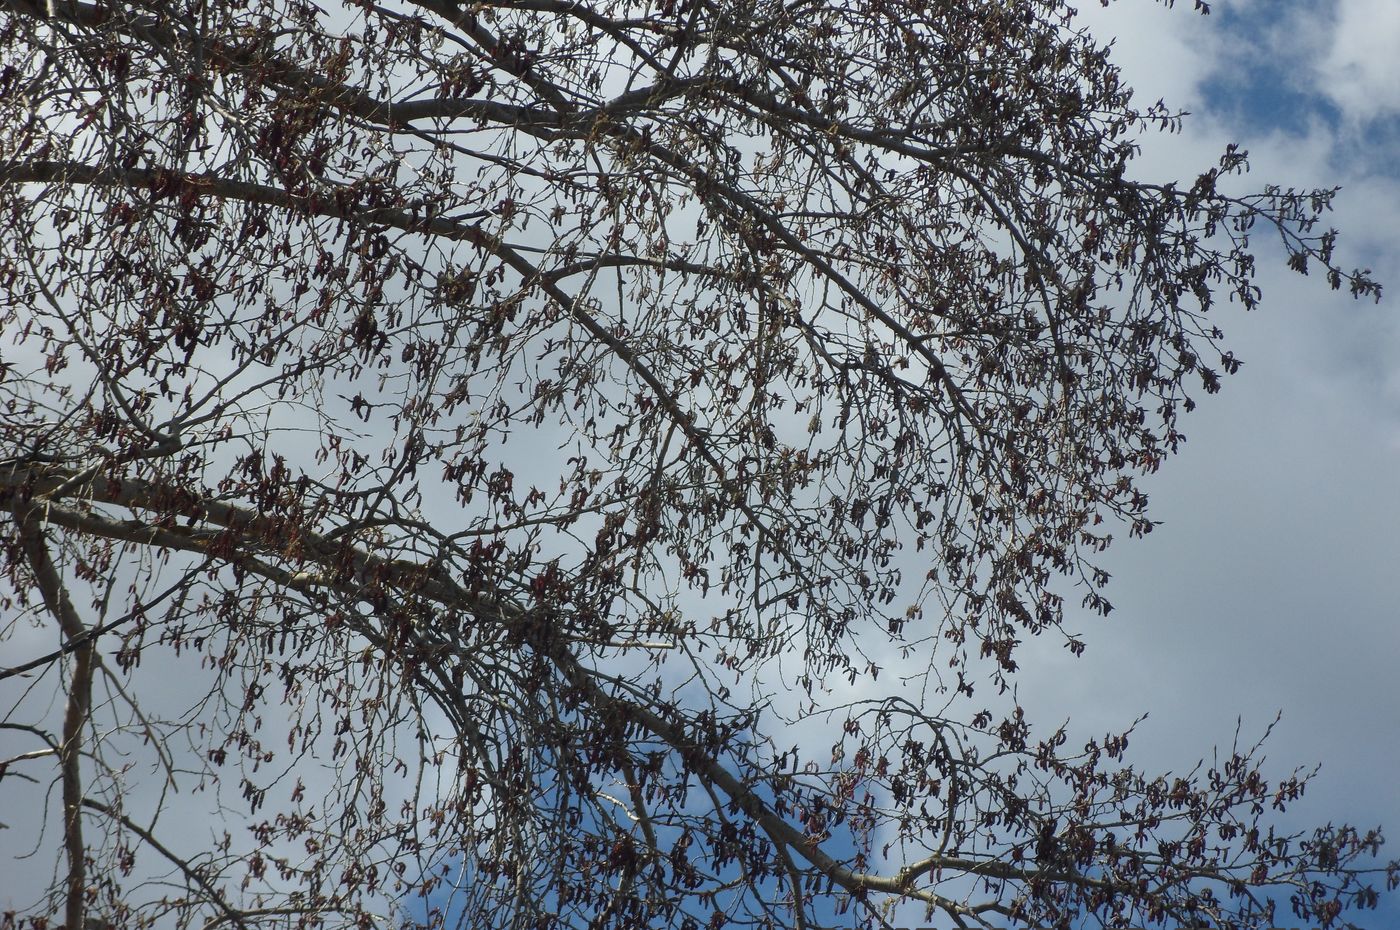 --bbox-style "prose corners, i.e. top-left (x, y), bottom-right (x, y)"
top-left (1199, 3), bottom-right (1345, 137)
